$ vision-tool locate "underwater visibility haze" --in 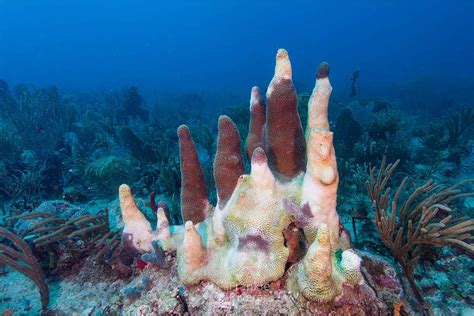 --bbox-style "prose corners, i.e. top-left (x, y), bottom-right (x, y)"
top-left (0, 1), bottom-right (473, 315)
